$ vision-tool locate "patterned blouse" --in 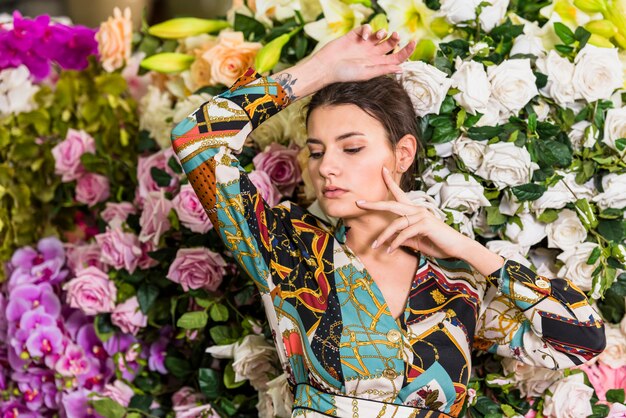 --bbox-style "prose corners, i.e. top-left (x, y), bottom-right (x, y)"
top-left (171, 68), bottom-right (606, 417)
